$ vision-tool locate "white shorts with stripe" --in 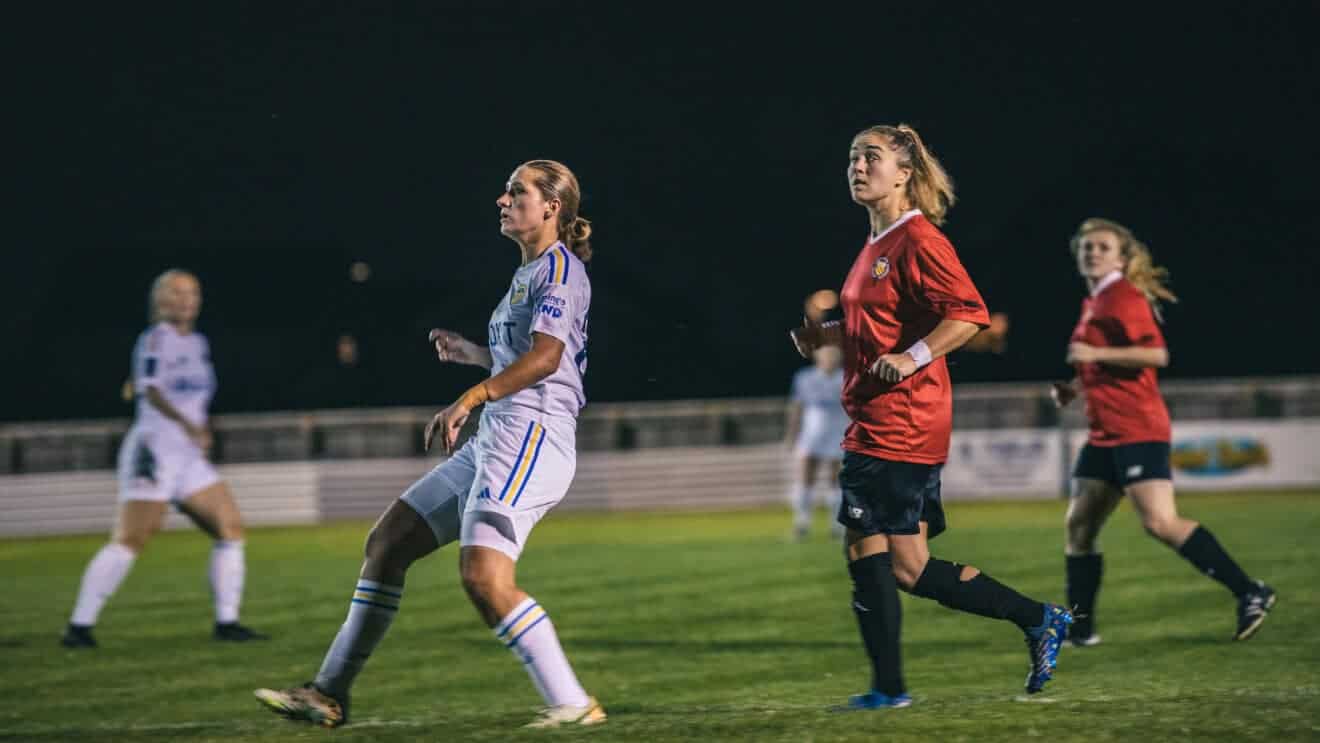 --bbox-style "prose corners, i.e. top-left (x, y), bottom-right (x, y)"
top-left (116, 424), bottom-right (221, 503)
top-left (400, 410), bottom-right (575, 560)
